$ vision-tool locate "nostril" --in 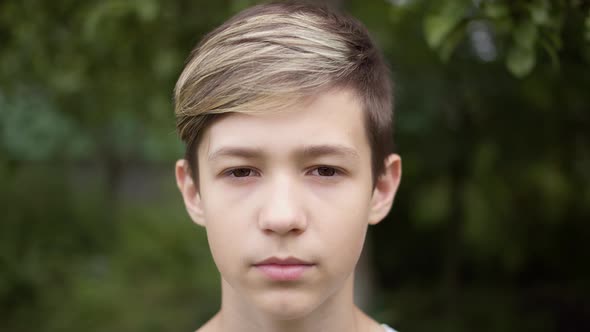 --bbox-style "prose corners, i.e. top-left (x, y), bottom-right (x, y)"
top-left (258, 210), bottom-right (307, 235)
top-left (262, 227), bottom-right (304, 236)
